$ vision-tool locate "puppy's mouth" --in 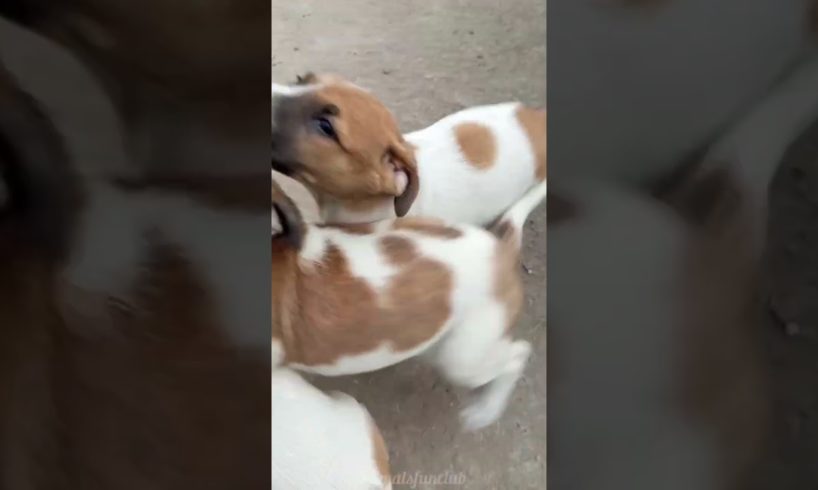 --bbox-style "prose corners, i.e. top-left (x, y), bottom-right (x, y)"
top-left (393, 168), bottom-right (408, 196)
top-left (271, 158), bottom-right (301, 177)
